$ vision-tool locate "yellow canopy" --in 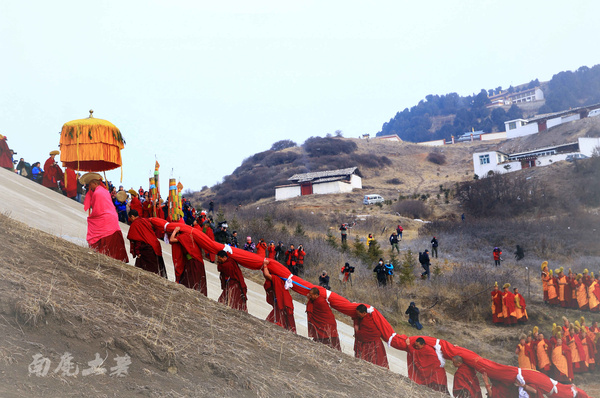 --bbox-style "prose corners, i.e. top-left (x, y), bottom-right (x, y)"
top-left (59, 110), bottom-right (125, 172)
